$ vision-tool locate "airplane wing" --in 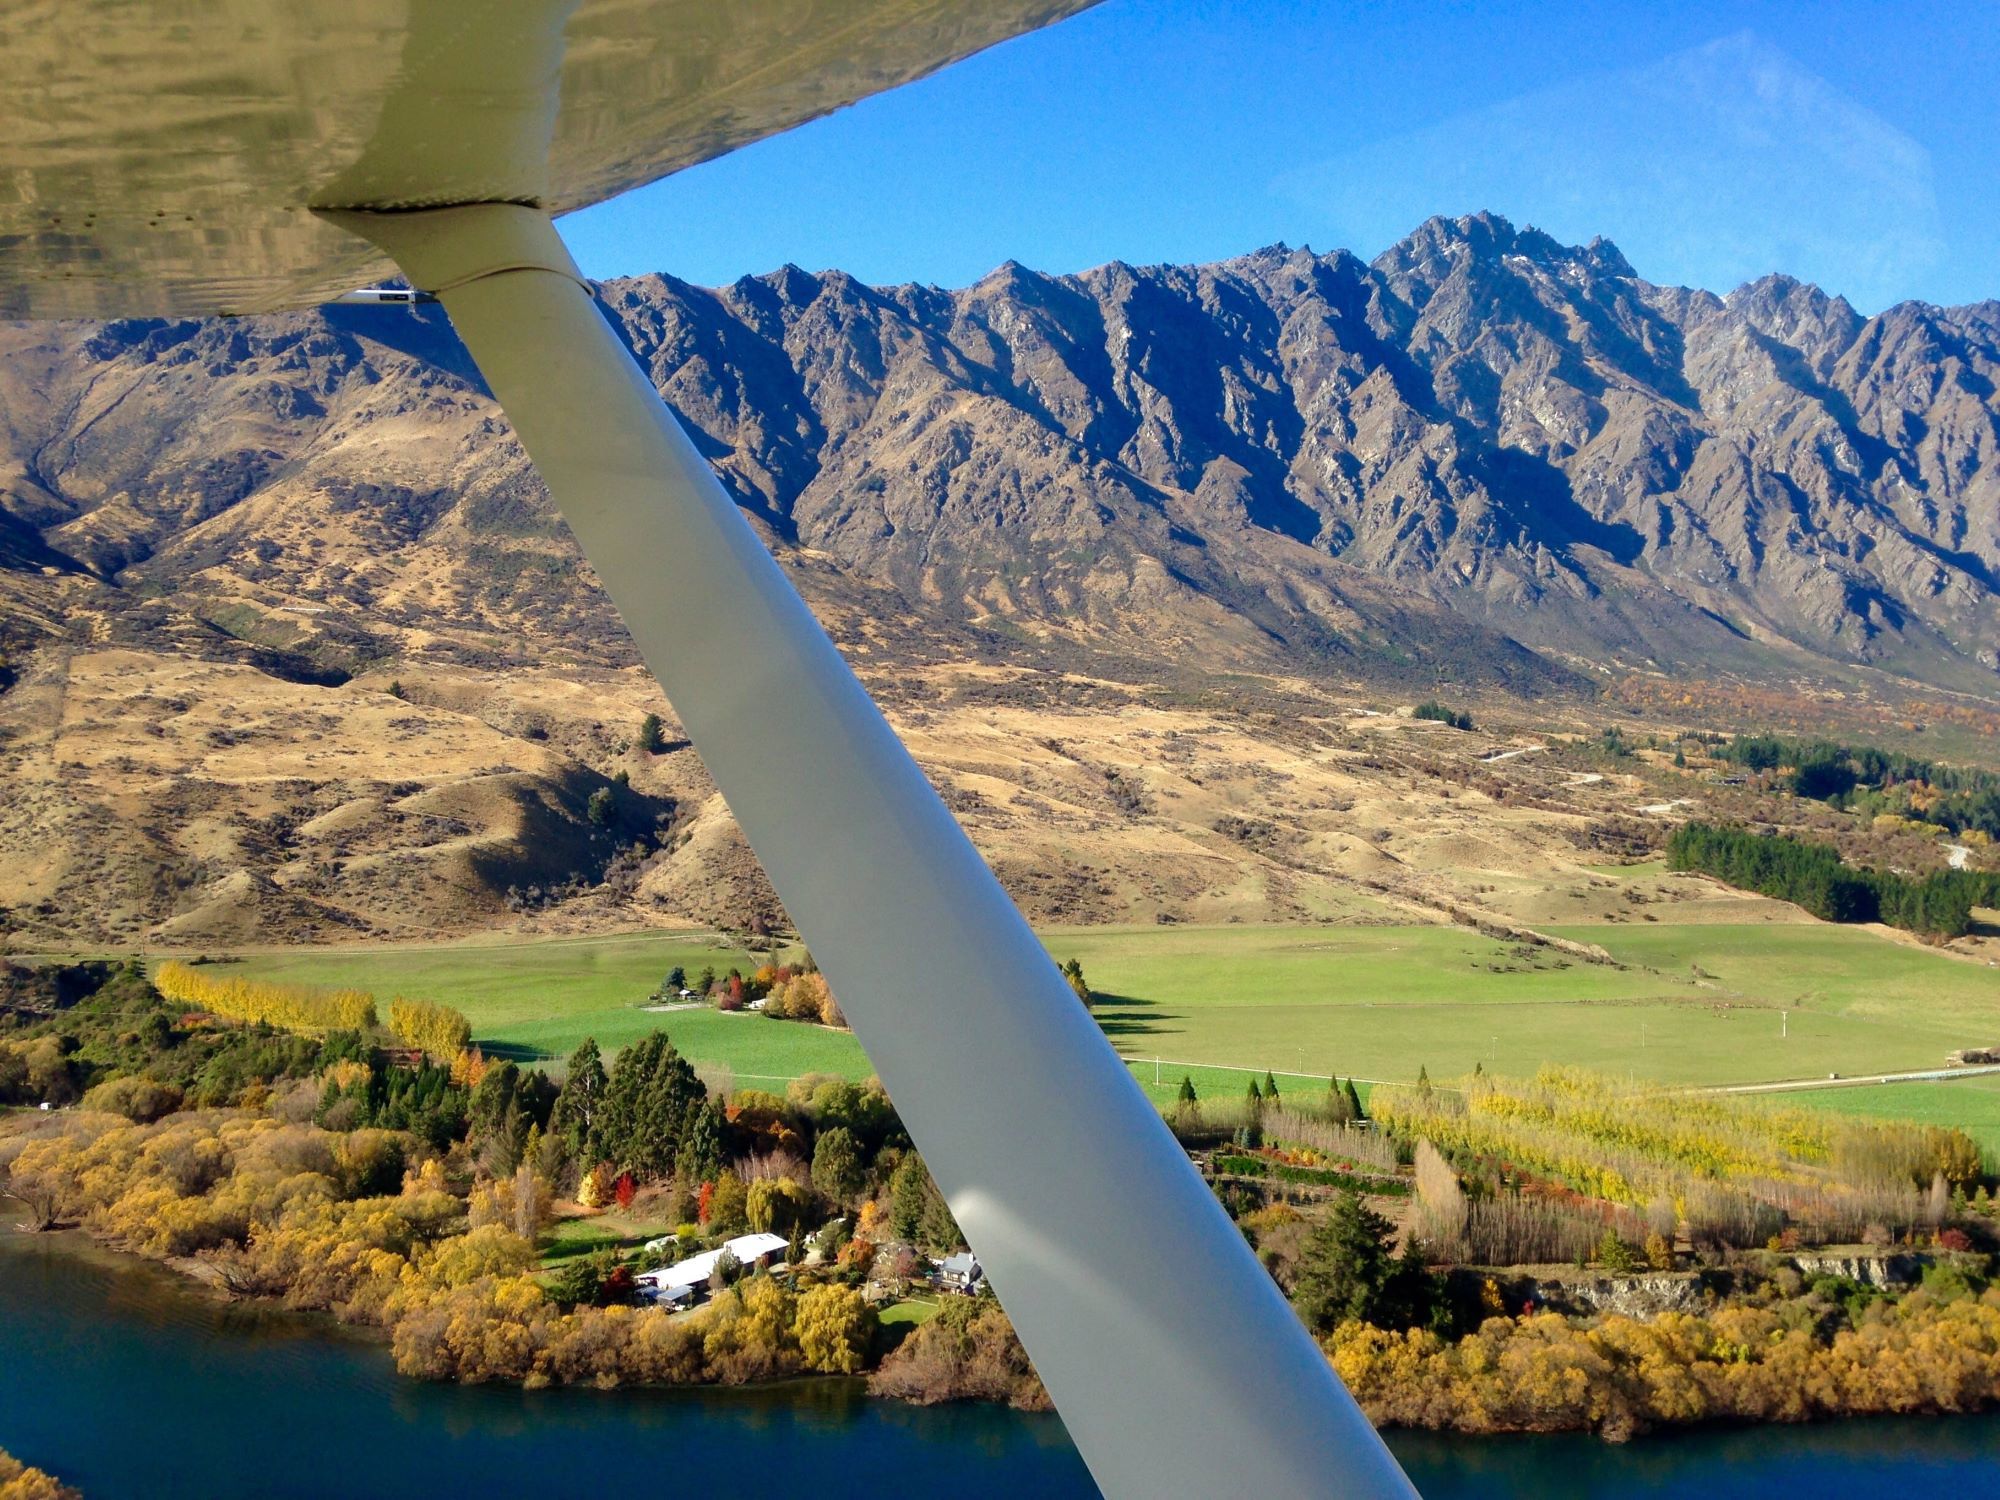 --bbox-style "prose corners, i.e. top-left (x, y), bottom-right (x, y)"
top-left (0, 6), bottom-right (1421, 1496)
top-left (0, 0), bottom-right (1092, 317)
